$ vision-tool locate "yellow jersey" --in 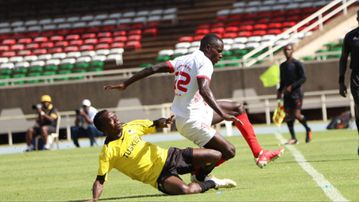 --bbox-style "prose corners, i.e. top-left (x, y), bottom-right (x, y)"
top-left (97, 120), bottom-right (168, 188)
